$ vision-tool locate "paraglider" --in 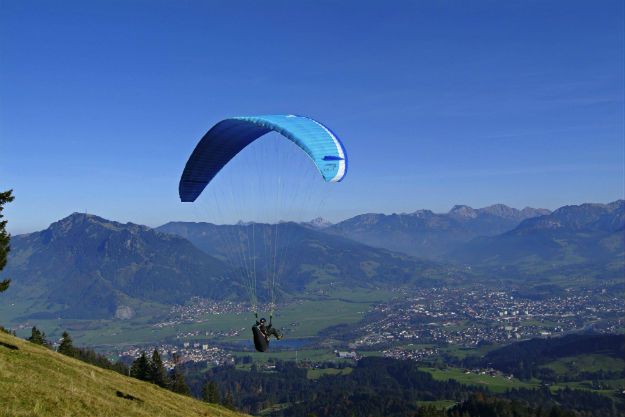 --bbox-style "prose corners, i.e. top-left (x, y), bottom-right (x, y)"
top-left (179, 115), bottom-right (347, 202)
top-left (252, 315), bottom-right (282, 352)
top-left (179, 115), bottom-right (347, 352)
